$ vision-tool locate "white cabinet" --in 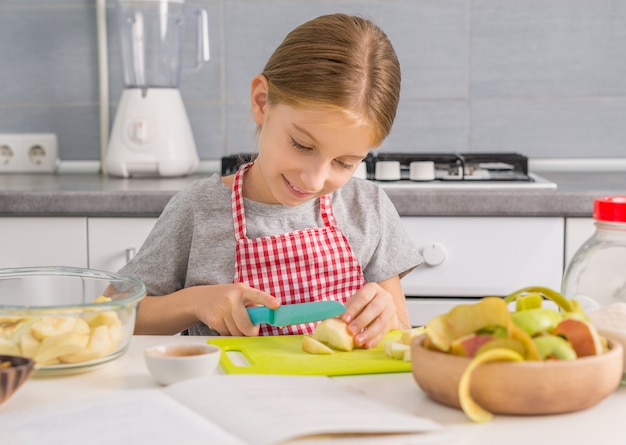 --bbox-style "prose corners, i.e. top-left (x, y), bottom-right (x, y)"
top-left (0, 217), bottom-right (88, 268)
top-left (400, 217), bottom-right (565, 326)
top-left (87, 218), bottom-right (157, 272)
top-left (564, 217), bottom-right (595, 268)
